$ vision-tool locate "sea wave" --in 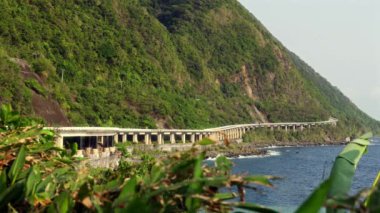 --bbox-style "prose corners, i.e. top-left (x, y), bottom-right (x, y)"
top-left (266, 145), bottom-right (294, 148)
top-left (205, 150), bottom-right (281, 161)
